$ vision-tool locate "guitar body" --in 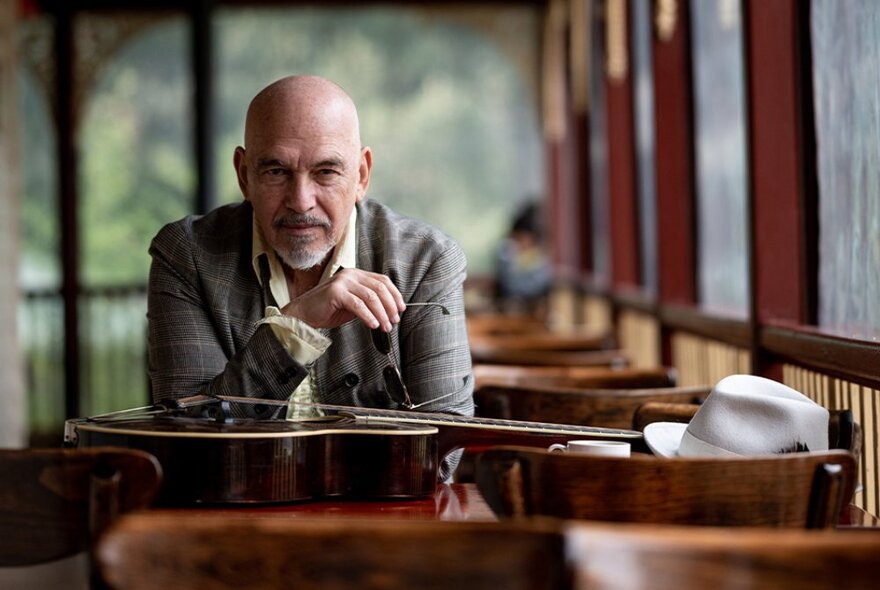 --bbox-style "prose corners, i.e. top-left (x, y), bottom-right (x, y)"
top-left (67, 416), bottom-right (440, 506)
top-left (66, 396), bottom-right (645, 505)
